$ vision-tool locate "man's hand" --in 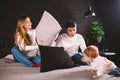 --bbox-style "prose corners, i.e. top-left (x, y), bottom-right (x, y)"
top-left (81, 56), bottom-right (90, 62)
